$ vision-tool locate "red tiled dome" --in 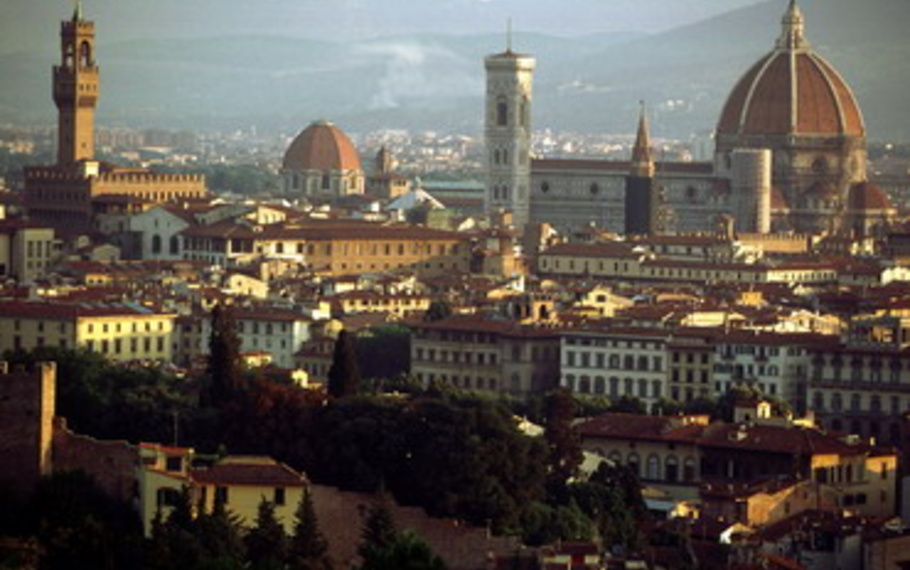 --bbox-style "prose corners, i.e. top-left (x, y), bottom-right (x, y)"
top-left (770, 186), bottom-right (789, 211)
top-left (848, 182), bottom-right (892, 211)
top-left (716, 3), bottom-right (864, 138)
top-left (282, 121), bottom-right (361, 172)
